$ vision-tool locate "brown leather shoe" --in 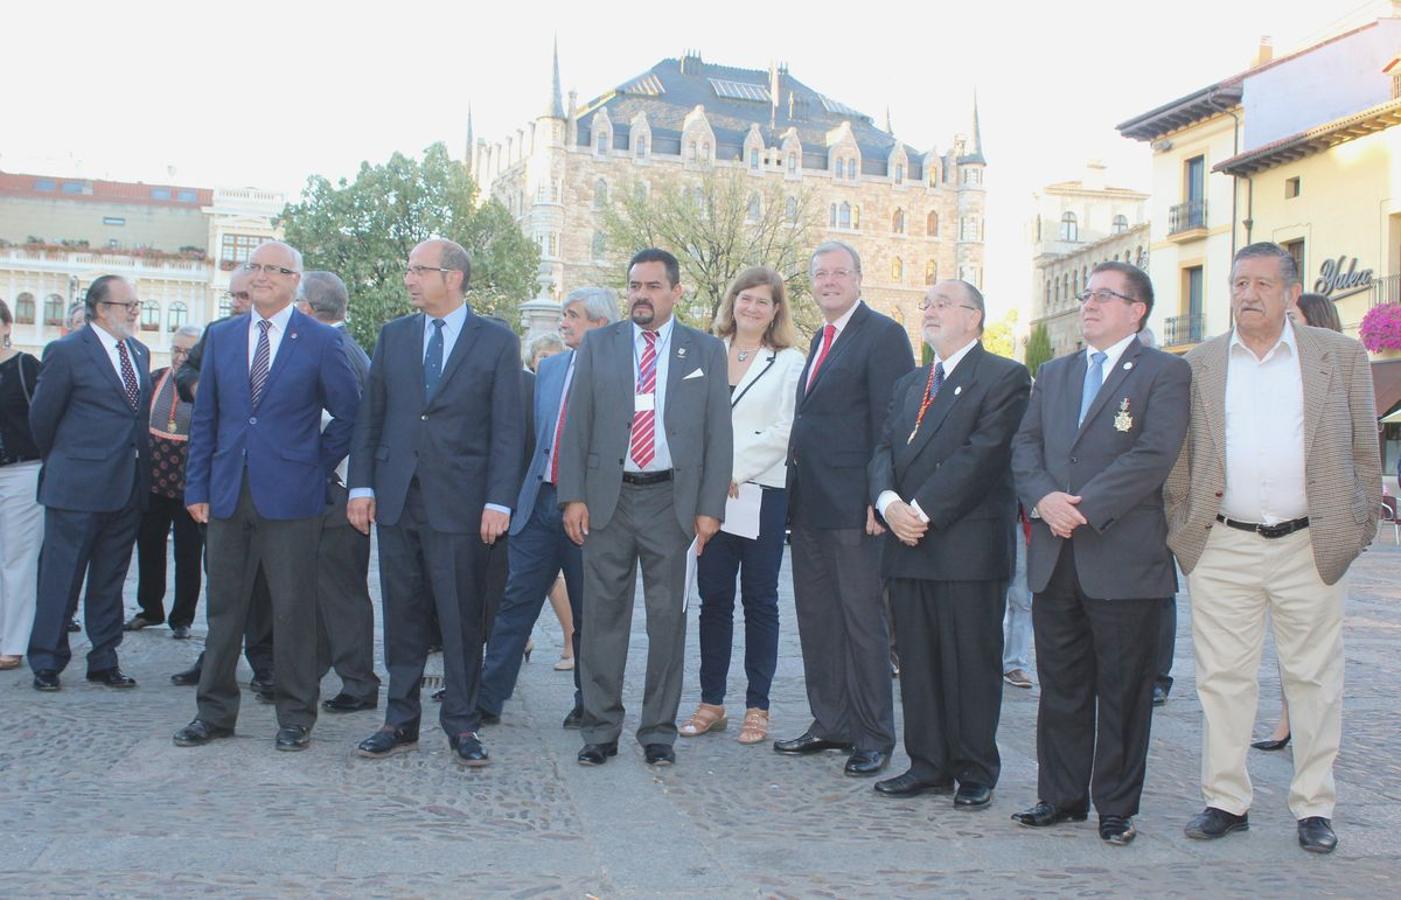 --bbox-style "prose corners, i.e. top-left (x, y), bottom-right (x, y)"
top-left (737, 708), bottom-right (769, 744)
